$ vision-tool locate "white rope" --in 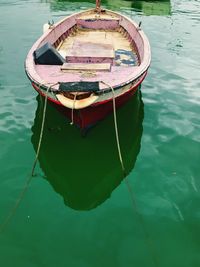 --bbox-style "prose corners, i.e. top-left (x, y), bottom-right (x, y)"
top-left (101, 81), bottom-right (125, 174)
